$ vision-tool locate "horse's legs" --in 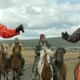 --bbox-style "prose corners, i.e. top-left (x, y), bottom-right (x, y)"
top-left (13, 76), bottom-right (15, 80)
top-left (1, 72), bottom-right (5, 80)
top-left (17, 74), bottom-right (20, 80)
top-left (7, 71), bottom-right (8, 80)
top-left (1, 74), bottom-right (6, 80)
top-left (1, 74), bottom-right (3, 80)
top-left (11, 70), bottom-right (15, 80)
